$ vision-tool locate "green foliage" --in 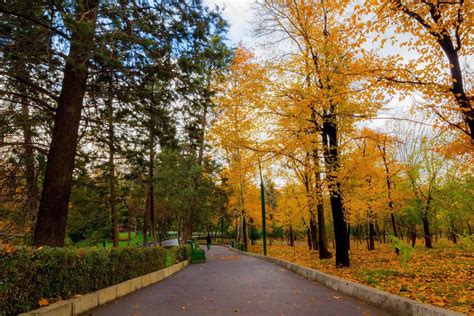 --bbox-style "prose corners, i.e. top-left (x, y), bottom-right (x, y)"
top-left (0, 246), bottom-right (187, 315)
top-left (388, 235), bottom-right (414, 268)
top-left (357, 269), bottom-right (401, 286)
